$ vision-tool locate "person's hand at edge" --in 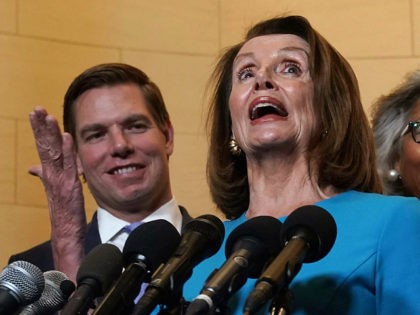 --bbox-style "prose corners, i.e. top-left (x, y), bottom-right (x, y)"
top-left (29, 106), bottom-right (87, 283)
